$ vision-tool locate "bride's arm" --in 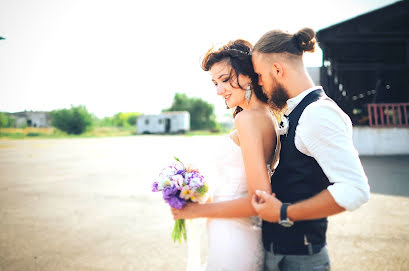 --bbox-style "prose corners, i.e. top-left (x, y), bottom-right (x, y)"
top-left (172, 196), bottom-right (255, 219)
top-left (171, 111), bottom-right (274, 220)
top-left (235, 110), bottom-right (273, 198)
